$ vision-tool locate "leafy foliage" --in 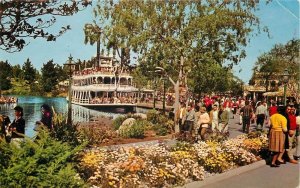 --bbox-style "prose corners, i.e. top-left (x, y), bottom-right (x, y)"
top-left (78, 123), bottom-right (117, 147)
top-left (22, 58), bottom-right (37, 84)
top-left (113, 116), bottom-right (127, 130)
top-left (0, 0), bottom-right (91, 52)
top-left (119, 120), bottom-right (147, 139)
top-left (50, 113), bottom-right (83, 147)
top-left (0, 60), bottom-right (12, 91)
top-left (41, 60), bottom-right (65, 92)
top-left (0, 131), bottom-right (85, 187)
top-left (252, 39), bottom-right (300, 98)
top-left (146, 109), bottom-right (174, 135)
